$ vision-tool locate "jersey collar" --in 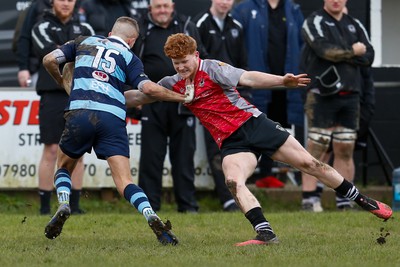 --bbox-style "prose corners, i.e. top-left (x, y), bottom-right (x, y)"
top-left (108, 35), bottom-right (130, 49)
